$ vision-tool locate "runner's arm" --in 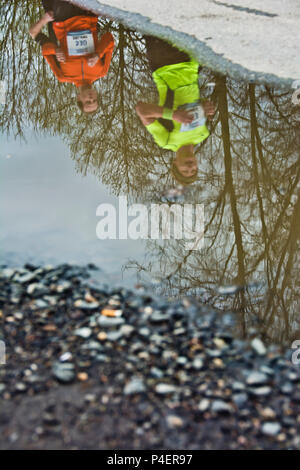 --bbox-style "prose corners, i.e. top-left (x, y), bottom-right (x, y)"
top-left (93, 32), bottom-right (115, 74)
top-left (136, 102), bottom-right (194, 126)
top-left (135, 102), bottom-right (164, 126)
top-left (95, 32), bottom-right (115, 59)
top-left (42, 53), bottom-right (70, 83)
top-left (29, 12), bottom-right (54, 39)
